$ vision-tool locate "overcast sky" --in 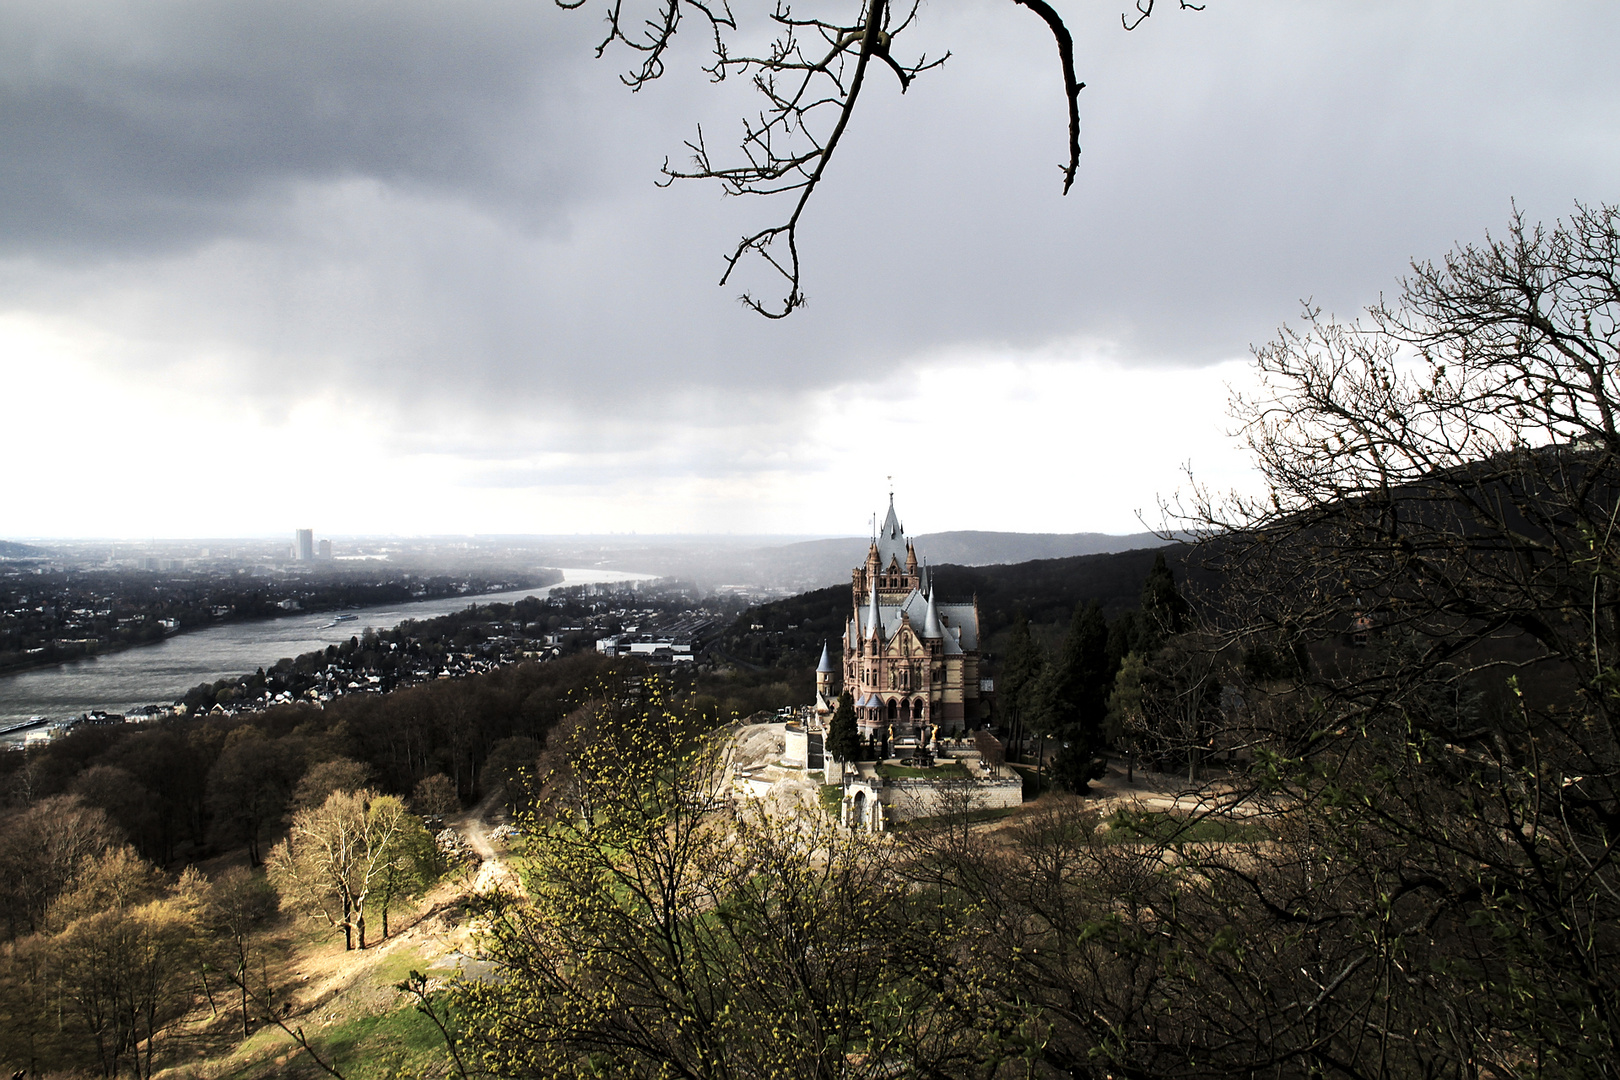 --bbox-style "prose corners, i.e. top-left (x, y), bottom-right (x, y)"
top-left (4, 0), bottom-right (1618, 540)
